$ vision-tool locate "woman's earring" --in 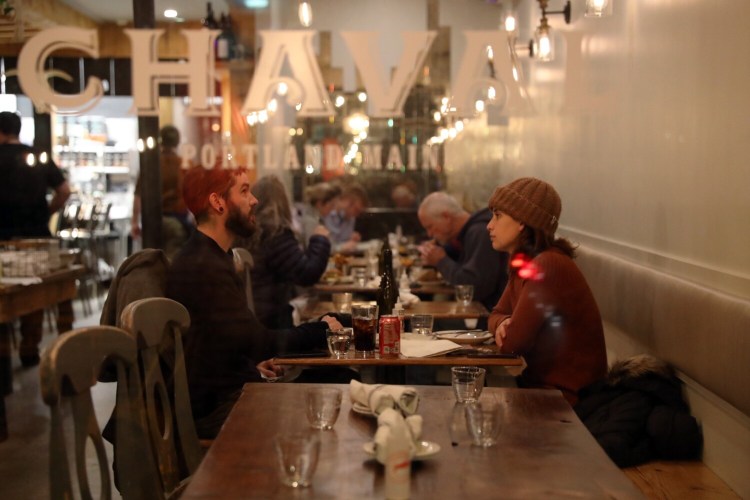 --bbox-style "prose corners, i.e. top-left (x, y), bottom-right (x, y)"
top-left (218, 207), bottom-right (224, 213)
